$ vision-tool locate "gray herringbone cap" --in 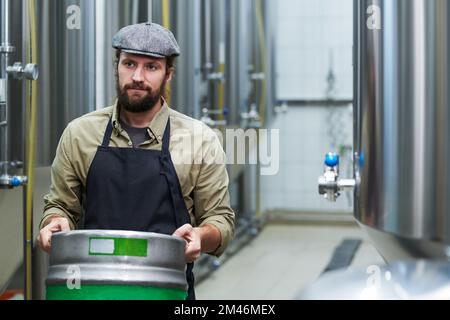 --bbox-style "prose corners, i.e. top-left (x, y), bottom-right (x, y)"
top-left (112, 22), bottom-right (180, 58)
